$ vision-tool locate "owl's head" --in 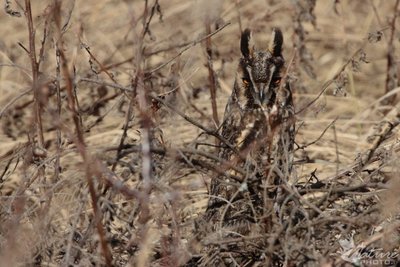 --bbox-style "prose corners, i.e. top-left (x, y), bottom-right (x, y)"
top-left (237, 28), bottom-right (285, 108)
